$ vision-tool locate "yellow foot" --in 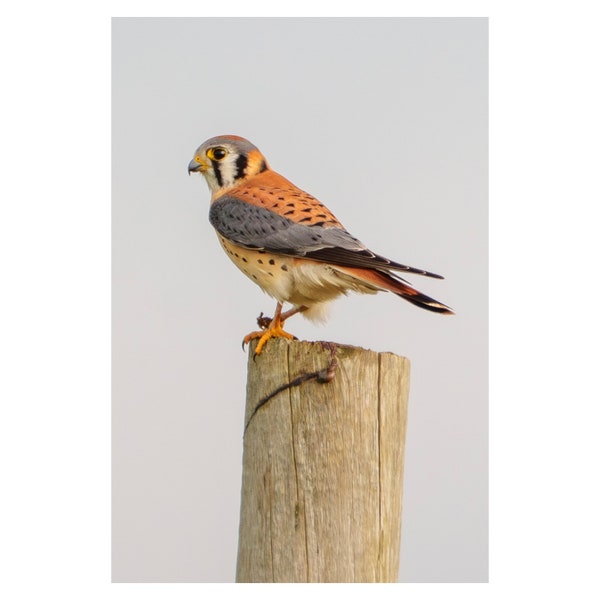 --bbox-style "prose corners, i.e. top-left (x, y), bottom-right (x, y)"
top-left (242, 323), bottom-right (296, 355)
